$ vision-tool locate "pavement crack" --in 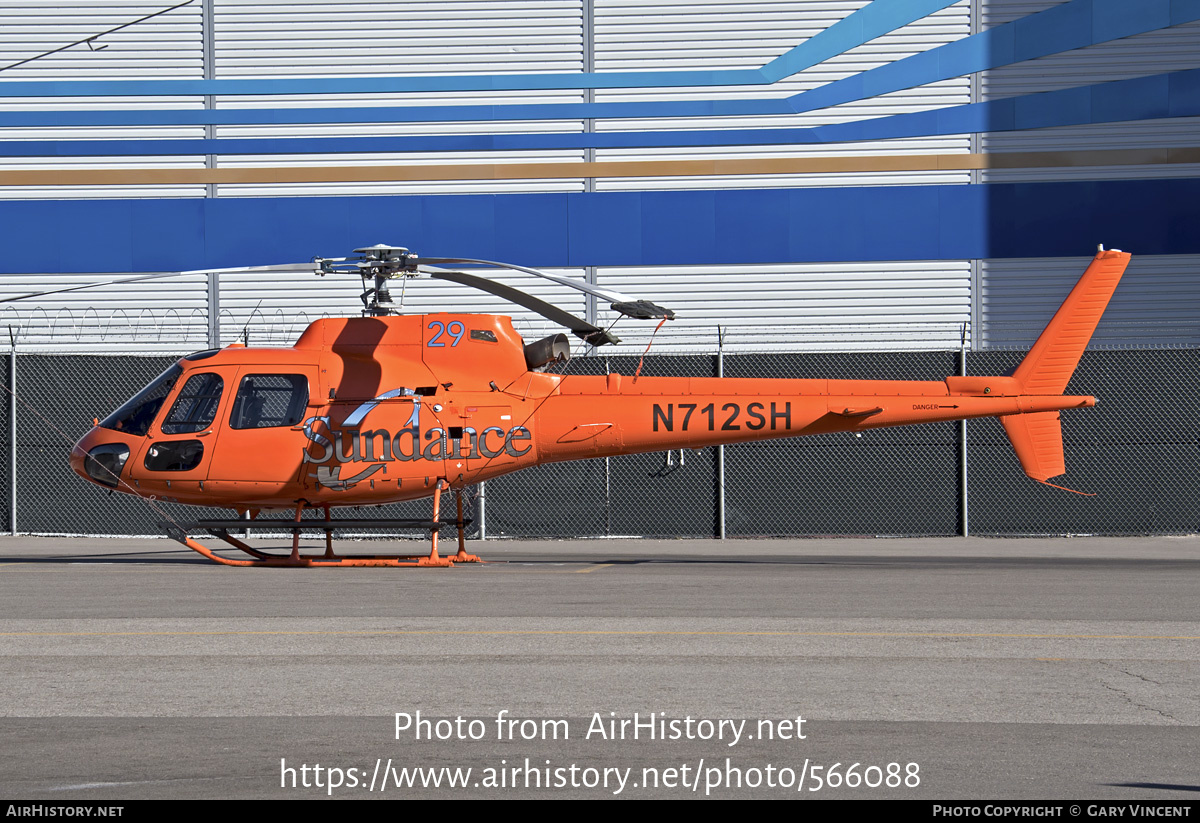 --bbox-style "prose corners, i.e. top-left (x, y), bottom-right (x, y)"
top-left (1110, 665), bottom-right (1165, 687)
top-left (1098, 661), bottom-right (1179, 723)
